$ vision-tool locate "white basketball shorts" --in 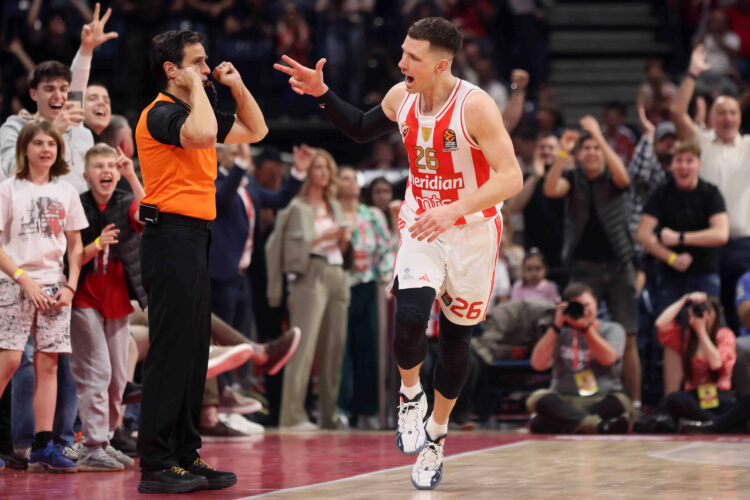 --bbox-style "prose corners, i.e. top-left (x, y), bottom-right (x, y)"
top-left (389, 204), bottom-right (503, 326)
